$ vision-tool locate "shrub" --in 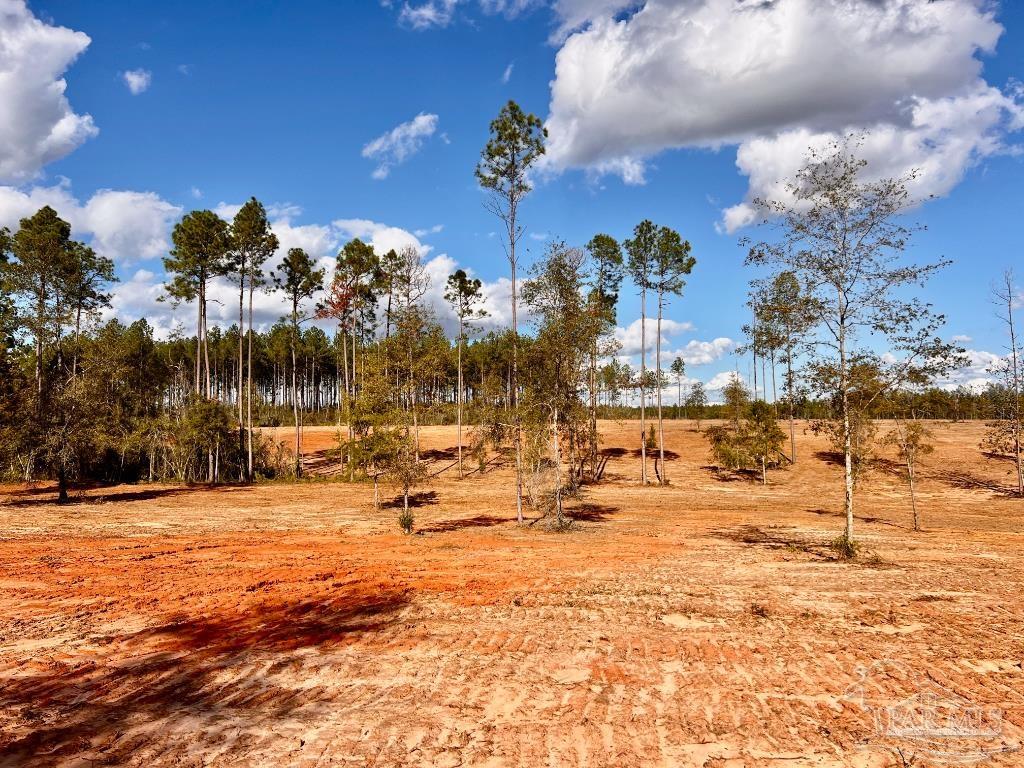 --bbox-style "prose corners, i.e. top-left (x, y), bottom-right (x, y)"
top-left (398, 509), bottom-right (414, 535)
